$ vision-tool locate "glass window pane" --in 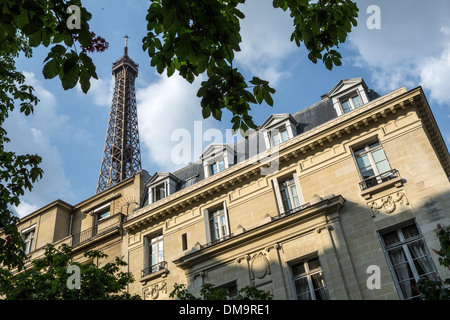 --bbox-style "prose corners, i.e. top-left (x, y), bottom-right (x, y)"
top-left (281, 129), bottom-right (289, 142)
top-left (402, 224), bottom-right (420, 240)
top-left (388, 247), bottom-right (407, 265)
top-left (371, 148), bottom-right (387, 163)
top-left (383, 231), bottom-right (400, 247)
top-left (292, 263), bottom-right (306, 277)
top-left (368, 141), bottom-right (380, 149)
top-left (375, 160), bottom-right (391, 175)
top-left (308, 258), bottom-right (321, 271)
top-left (352, 95), bottom-right (363, 108)
top-left (294, 277), bottom-right (311, 300)
top-left (342, 100), bottom-right (352, 113)
top-left (272, 134), bottom-right (280, 146)
top-left (356, 155), bottom-right (372, 170)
